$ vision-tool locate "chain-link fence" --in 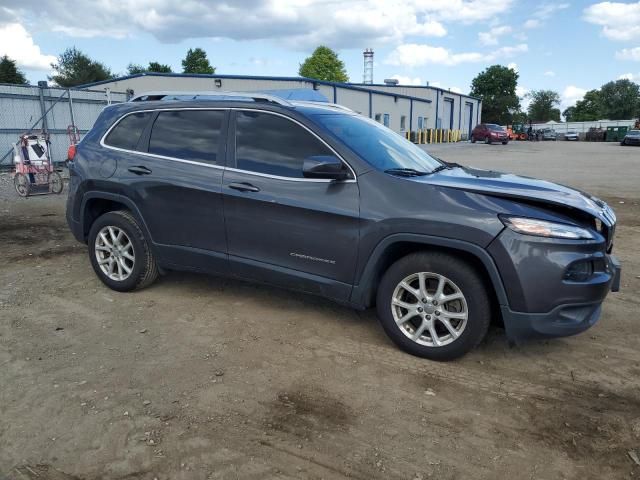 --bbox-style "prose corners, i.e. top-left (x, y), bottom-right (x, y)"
top-left (0, 83), bottom-right (128, 170)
